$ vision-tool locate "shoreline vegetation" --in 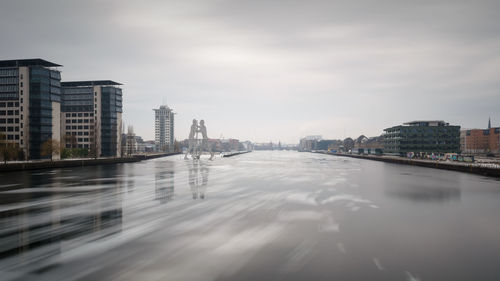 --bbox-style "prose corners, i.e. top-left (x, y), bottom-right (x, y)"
top-left (314, 151), bottom-right (500, 178)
